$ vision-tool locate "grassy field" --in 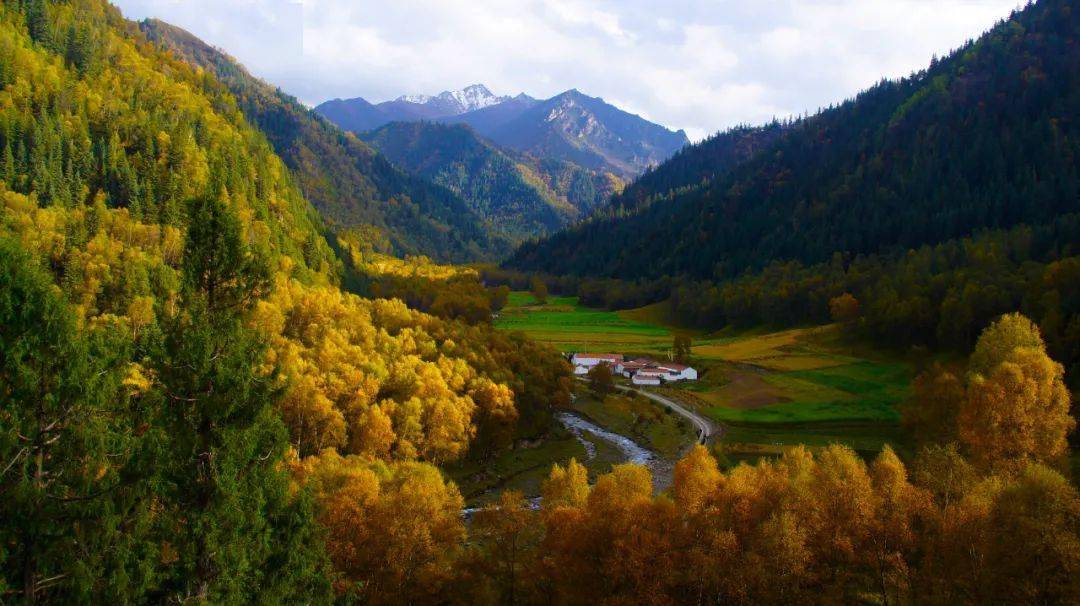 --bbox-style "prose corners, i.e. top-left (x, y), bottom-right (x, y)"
top-left (673, 326), bottom-right (913, 458)
top-left (495, 292), bottom-right (676, 353)
top-left (495, 292), bottom-right (916, 460)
